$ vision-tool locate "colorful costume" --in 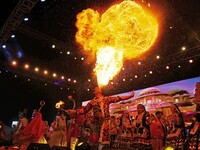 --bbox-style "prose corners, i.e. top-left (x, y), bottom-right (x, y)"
top-left (81, 96), bottom-right (122, 145)
top-left (165, 104), bottom-right (187, 150)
